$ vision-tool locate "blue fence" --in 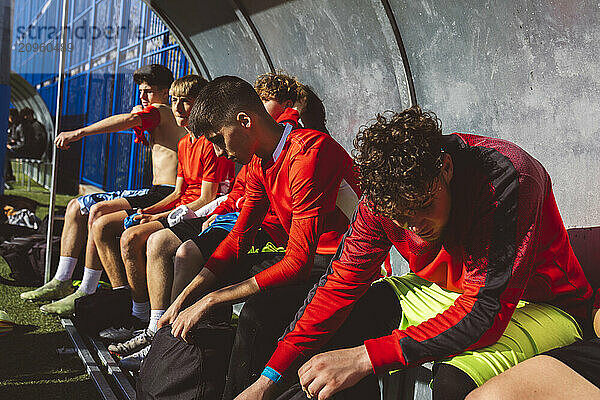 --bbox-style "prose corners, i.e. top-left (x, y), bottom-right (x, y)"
top-left (12, 0), bottom-right (193, 191)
